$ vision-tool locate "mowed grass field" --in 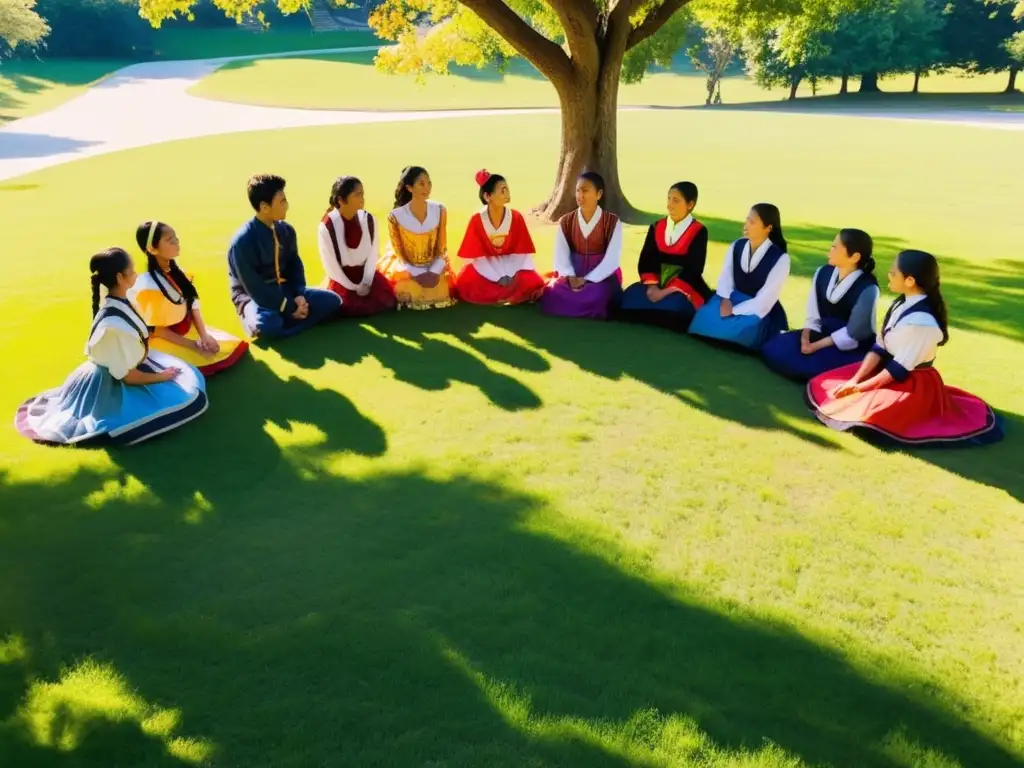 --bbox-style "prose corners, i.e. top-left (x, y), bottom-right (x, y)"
top-left (190, 49), bottom-right (1024, 112)
top-left (0, 110), bottom-right (1022, 767)
top-left (0, 28), bottom-right (379, 125)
